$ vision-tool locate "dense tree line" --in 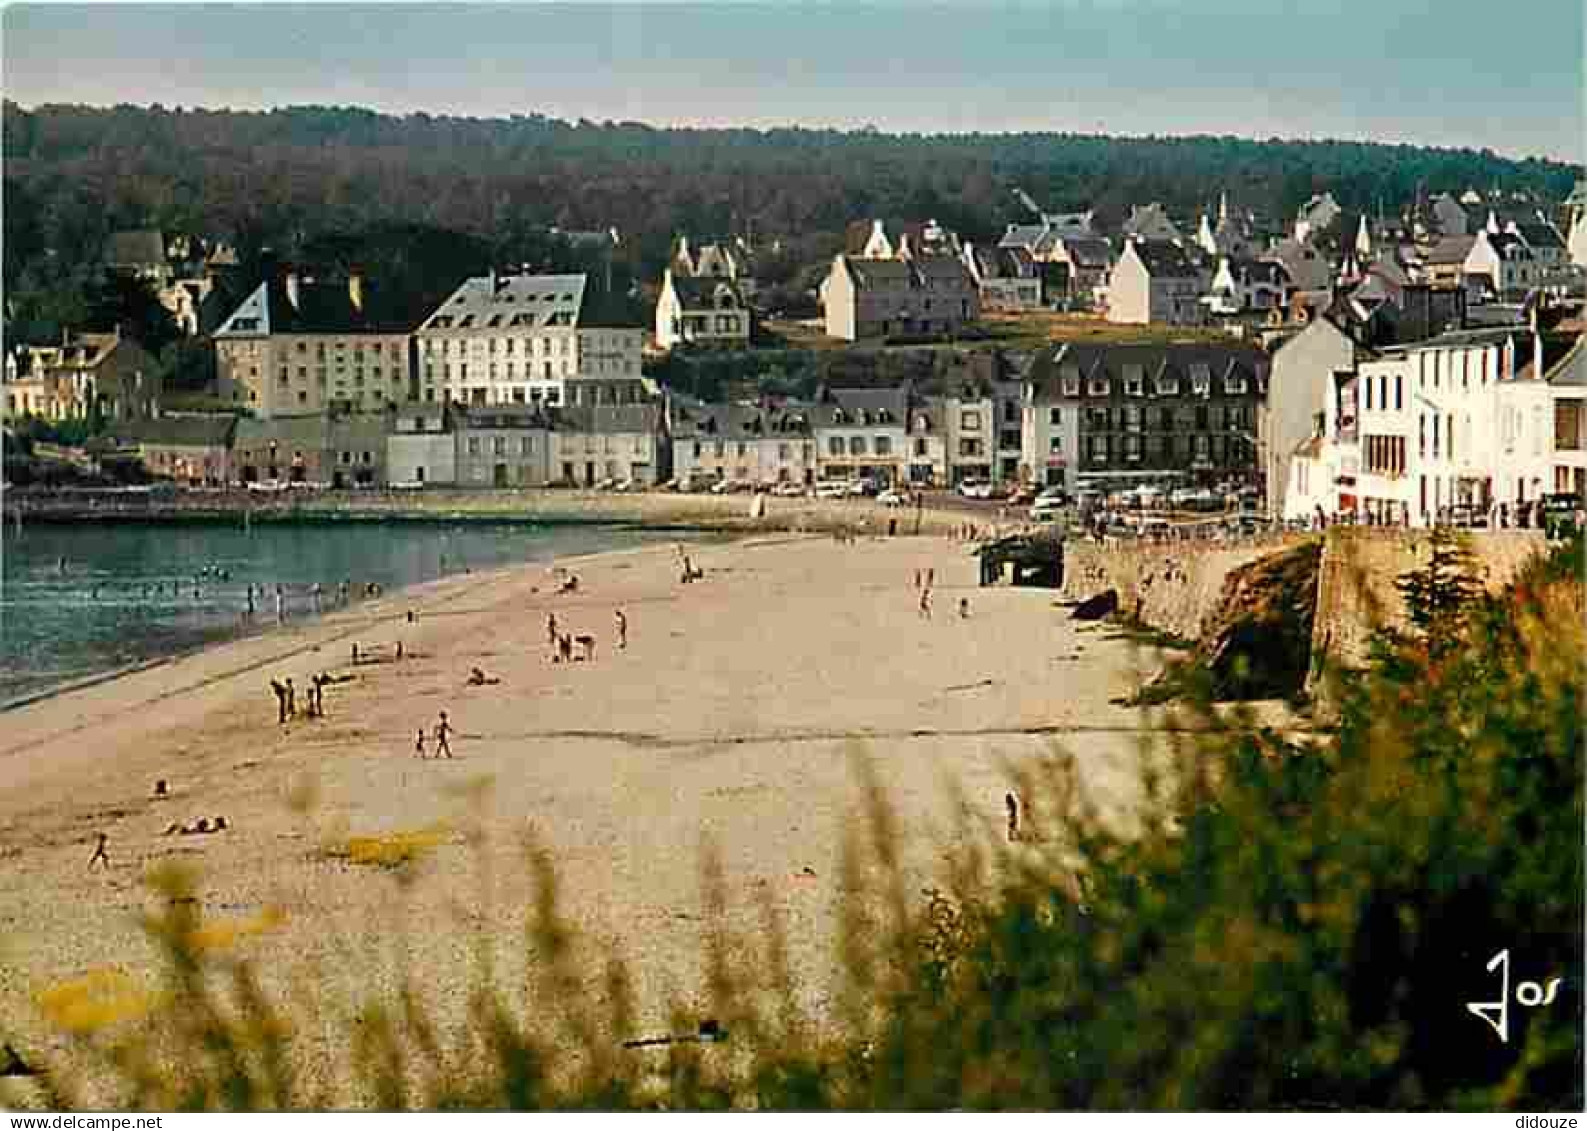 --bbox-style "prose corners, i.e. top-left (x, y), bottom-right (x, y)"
top-left (4, 101), bottom-right (1580, 296)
